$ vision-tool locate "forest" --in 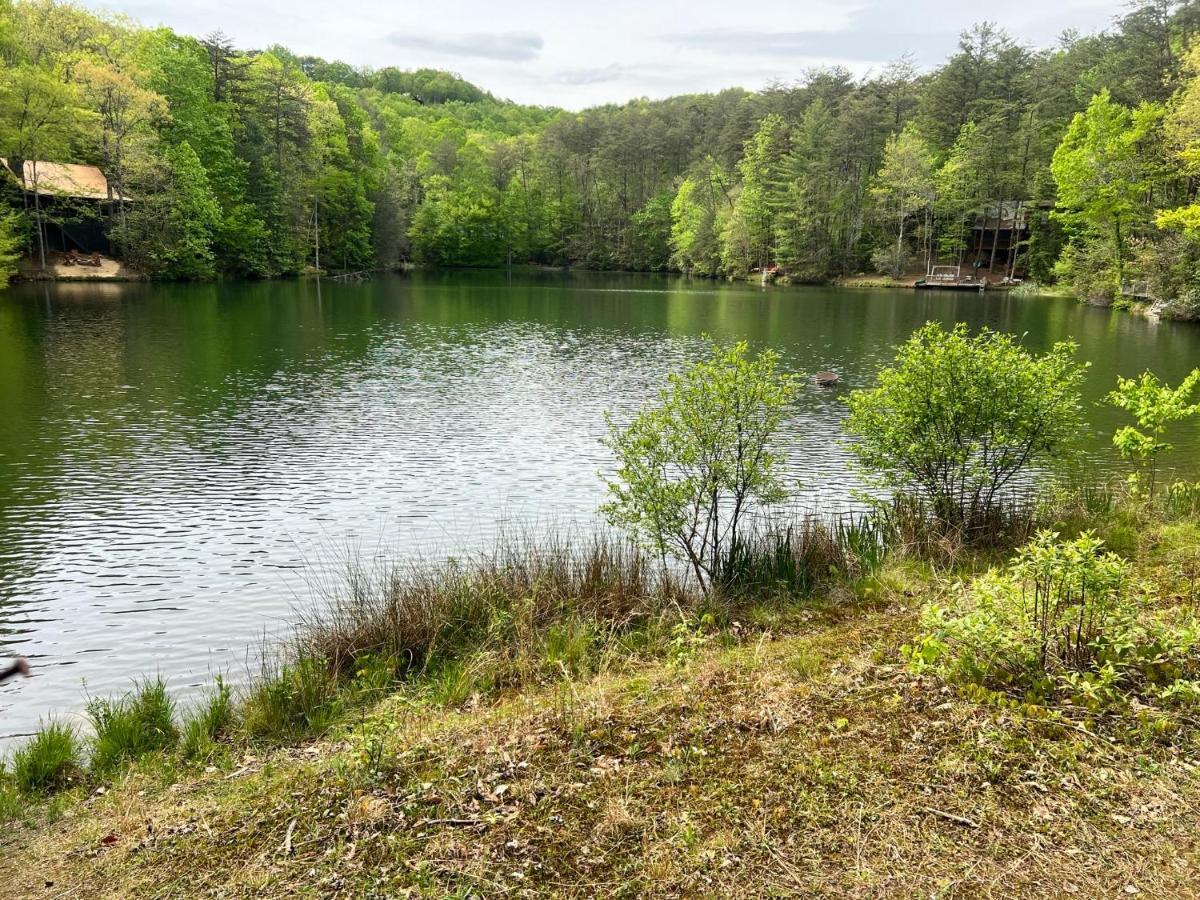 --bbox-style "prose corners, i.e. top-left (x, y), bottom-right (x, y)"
top-left (3, 0), bottom-right (1200, 316)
